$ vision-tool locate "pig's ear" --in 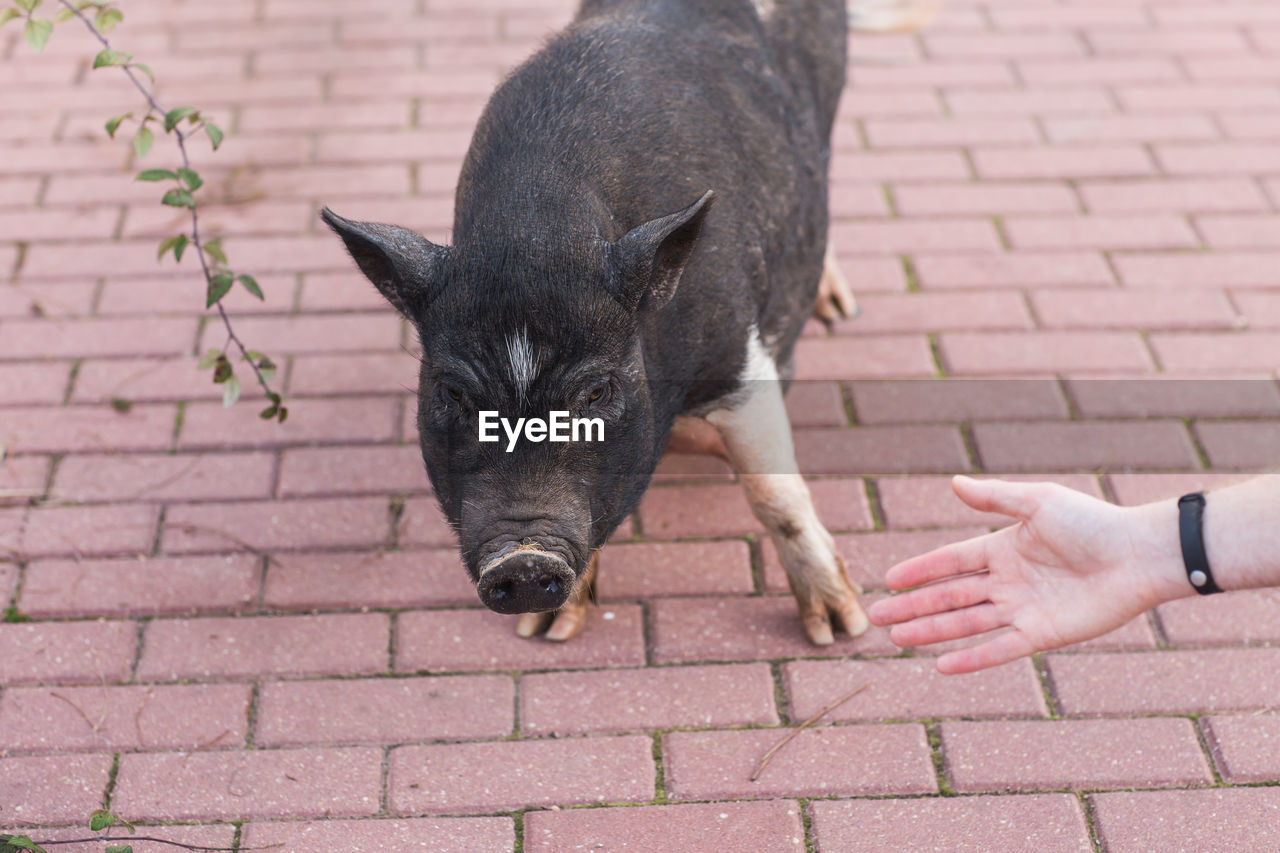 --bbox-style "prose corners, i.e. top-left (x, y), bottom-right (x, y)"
top-left (321, 207), bottom-right (446, 317)
top-left (612, 190), bottom-right (715, 311)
